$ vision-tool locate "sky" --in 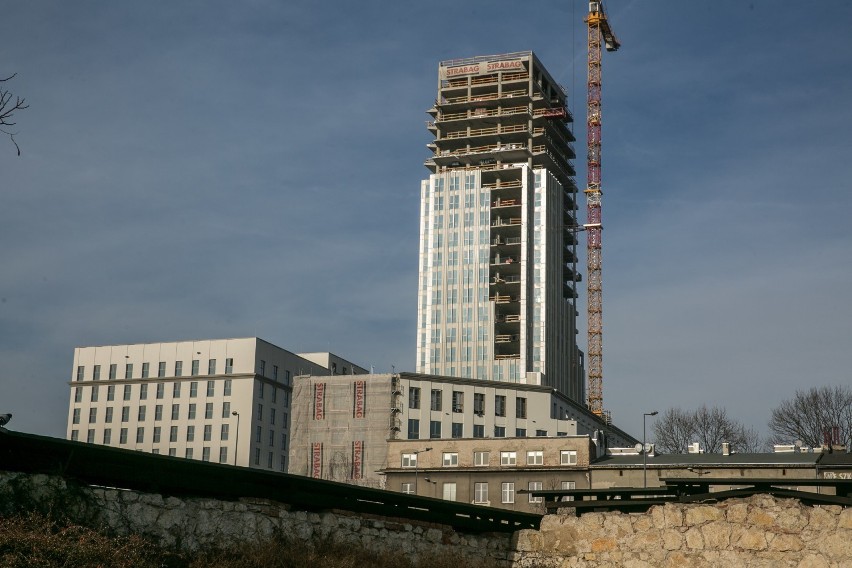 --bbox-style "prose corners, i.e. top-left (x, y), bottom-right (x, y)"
top-left (2, 1), bottom-right (851, 442)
